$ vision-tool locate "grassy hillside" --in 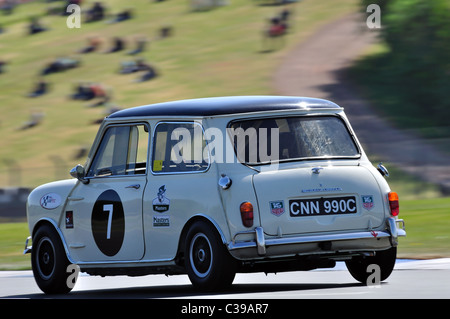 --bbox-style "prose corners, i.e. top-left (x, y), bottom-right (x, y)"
top-left (0, 0), bottom-right (359, 188)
